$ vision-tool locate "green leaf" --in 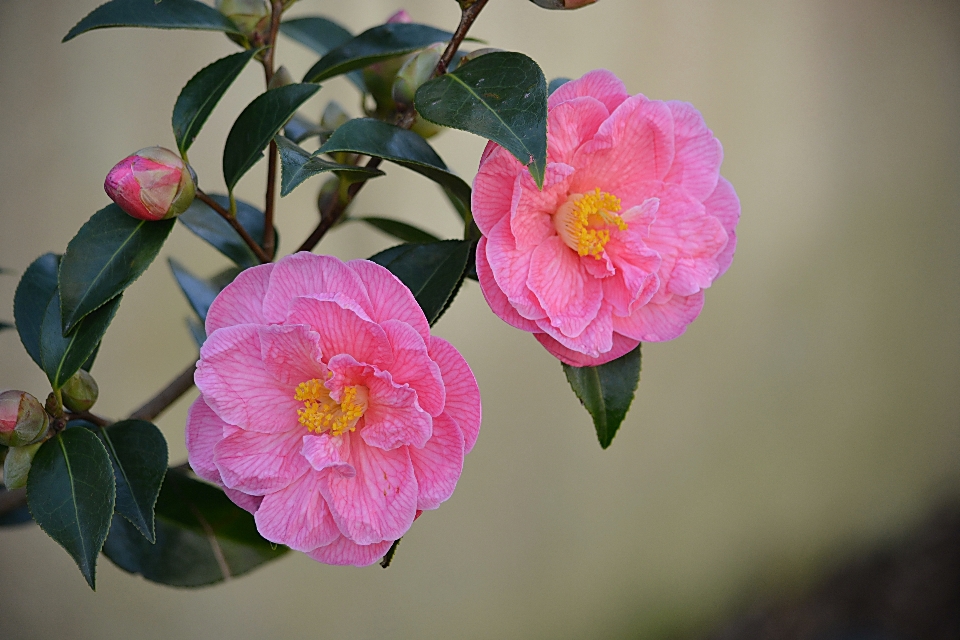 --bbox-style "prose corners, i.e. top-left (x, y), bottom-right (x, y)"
top-left (27, 428), bottom-right (116, 589)
top-left (354, 217), bottom-right (441, 244)
top-left (283, 113), bottom-right (327, 145)
top-left (102, 469), bottom-right (287, 587)
top-left (370, 241), bottom-right (472, 326)
top-left (63, 0), bottom-right (241, 42)
top-left (548, 77), bottom-right (571, 95)
top-left (59, 204), bottom-right (175, 333)
top-left (562, 345), bottom-right (642, 449)
top-left (179, 195), bottom-right (275, 268)
top-left (173, 49), bottom-right (259, 156)
top-left (415, 51), bottom-right (548, 188)
top-left (275, 135), bottom-right (384, 197)
top-left (223, 83), bottom-right (322, 192)
top-left (380, 537), bottom-right (401, 568)
top-left (168, 259), bottom-right (220, 321)
top-left (318, 118), bottom-right (472, 215)
top-left (303, 22), bottom-right (454, 83)
top-left (88, 420), bottom-right (167, 543)
top-left (14, 253), bottom-right (61, 369)
top-left (41, 291), bottom-right (122, 390)
top-left (186, 316), bottom-right (206, 349)
top-left (279, 17), bottom-right (364, 92)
